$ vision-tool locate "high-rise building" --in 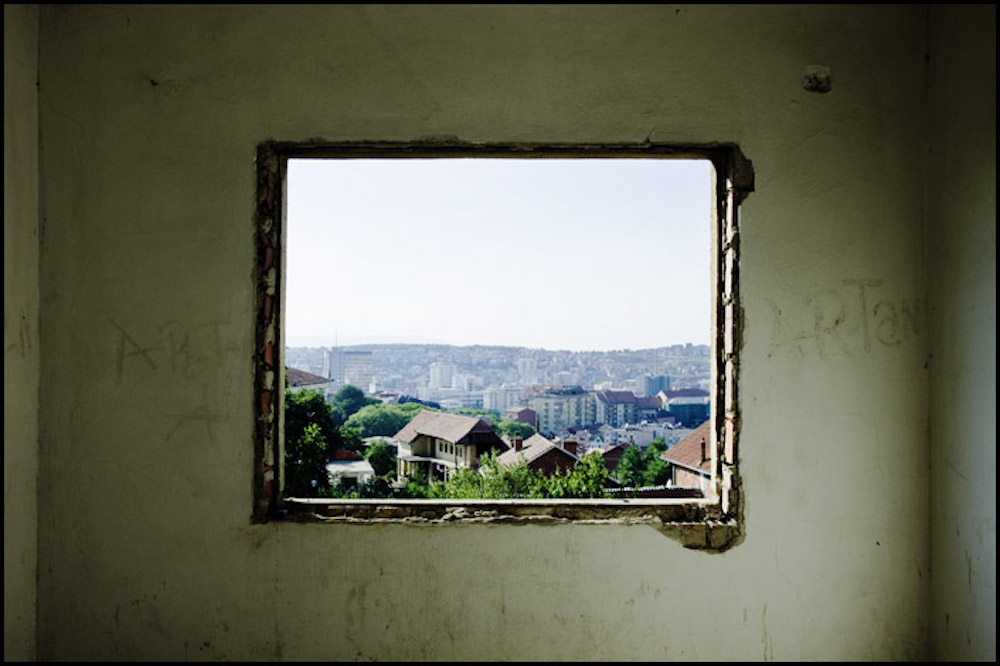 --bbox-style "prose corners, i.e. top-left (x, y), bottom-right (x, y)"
top-left (517, 357), bottom-right (539, 385)
top-left (343, 351), bottom-right (374, 391)
top-left (642, 375), bottom-right (671, 397)
top-left (429, 362), bottom-right (456, 389)
top-left (324, 348), bottom-right (374, 392)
